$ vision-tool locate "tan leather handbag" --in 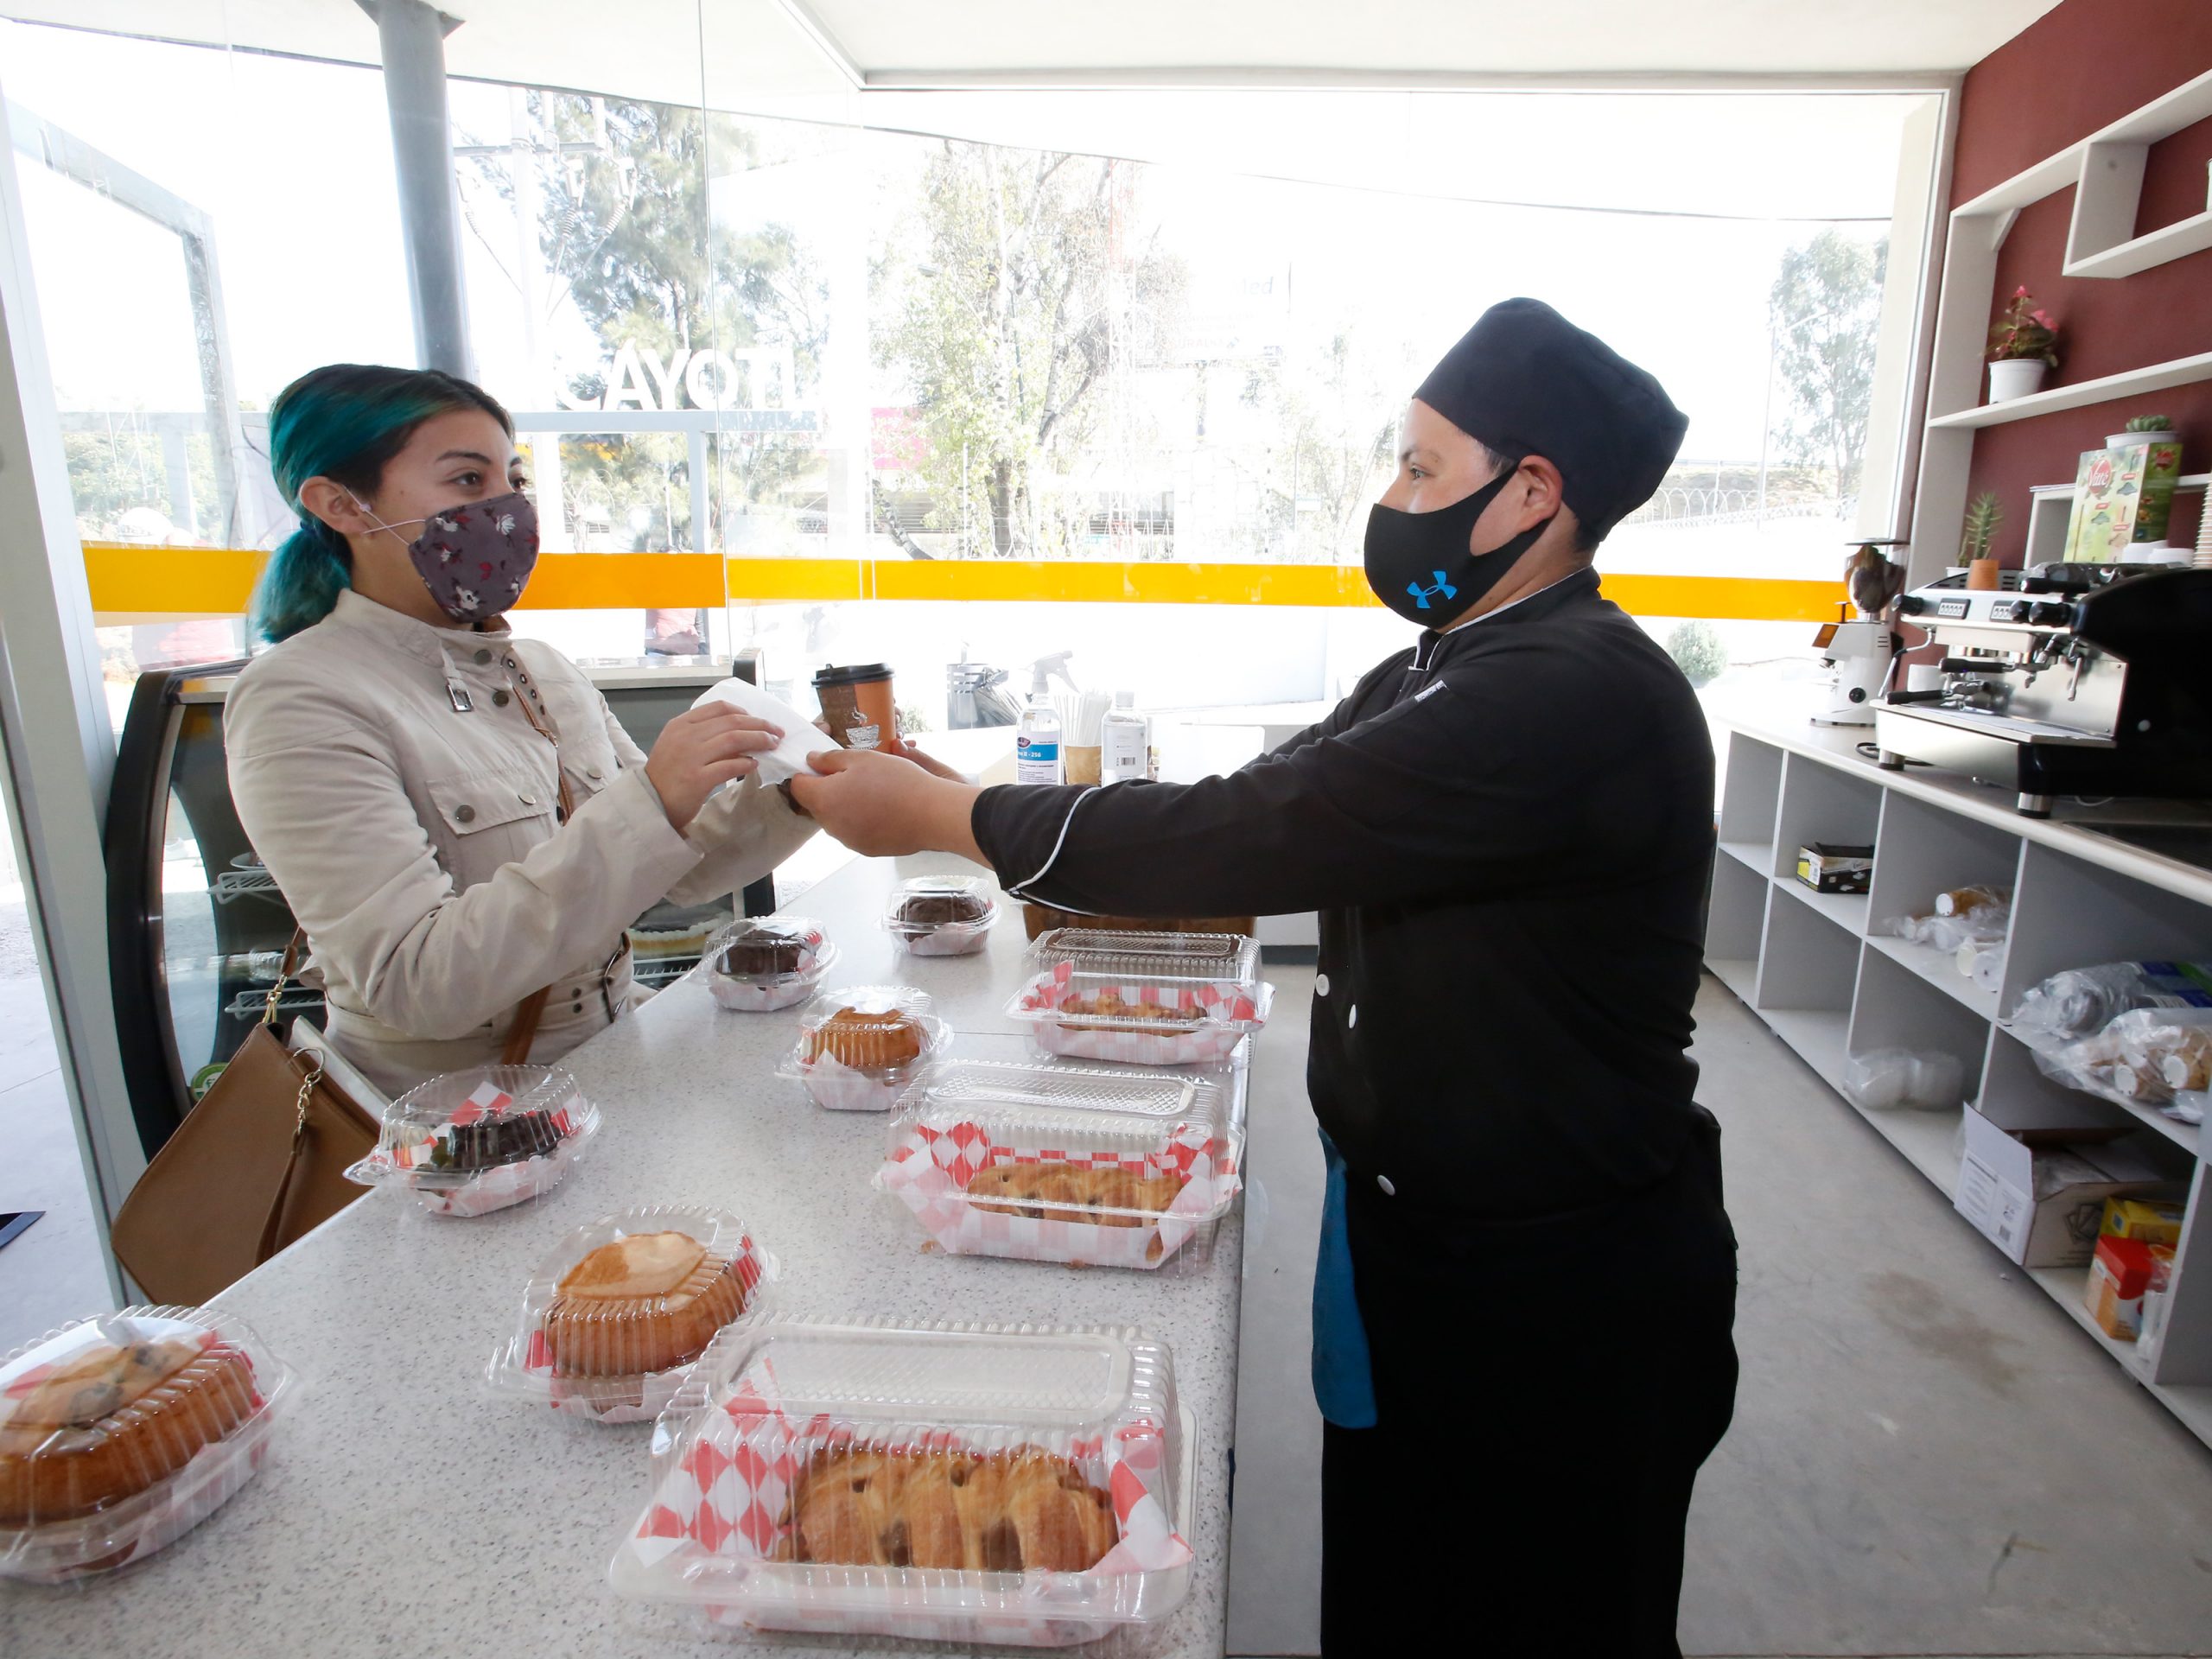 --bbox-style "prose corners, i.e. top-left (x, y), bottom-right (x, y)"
top-left (111, 940), bottom-right (380, 1304)
top-left (113, 702), bottom-right (576, 1301)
